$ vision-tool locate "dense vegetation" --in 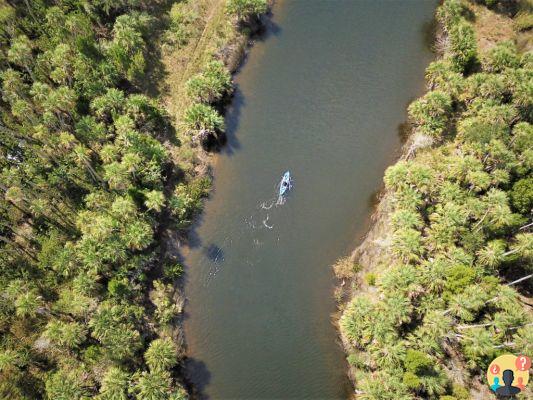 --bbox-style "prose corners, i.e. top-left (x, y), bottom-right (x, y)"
top-left (339, 1), bottom-right (532, 399)
top-left (0, 0), bottom-right (266, 398)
